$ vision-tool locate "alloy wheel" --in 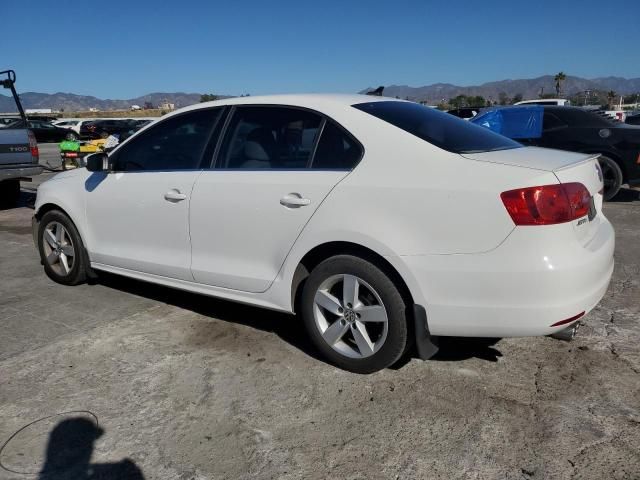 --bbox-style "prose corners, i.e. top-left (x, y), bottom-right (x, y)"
top-left (313, 274), bottom-right (389, 359)
top-left (42, 222), bottom-right (75, 276)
